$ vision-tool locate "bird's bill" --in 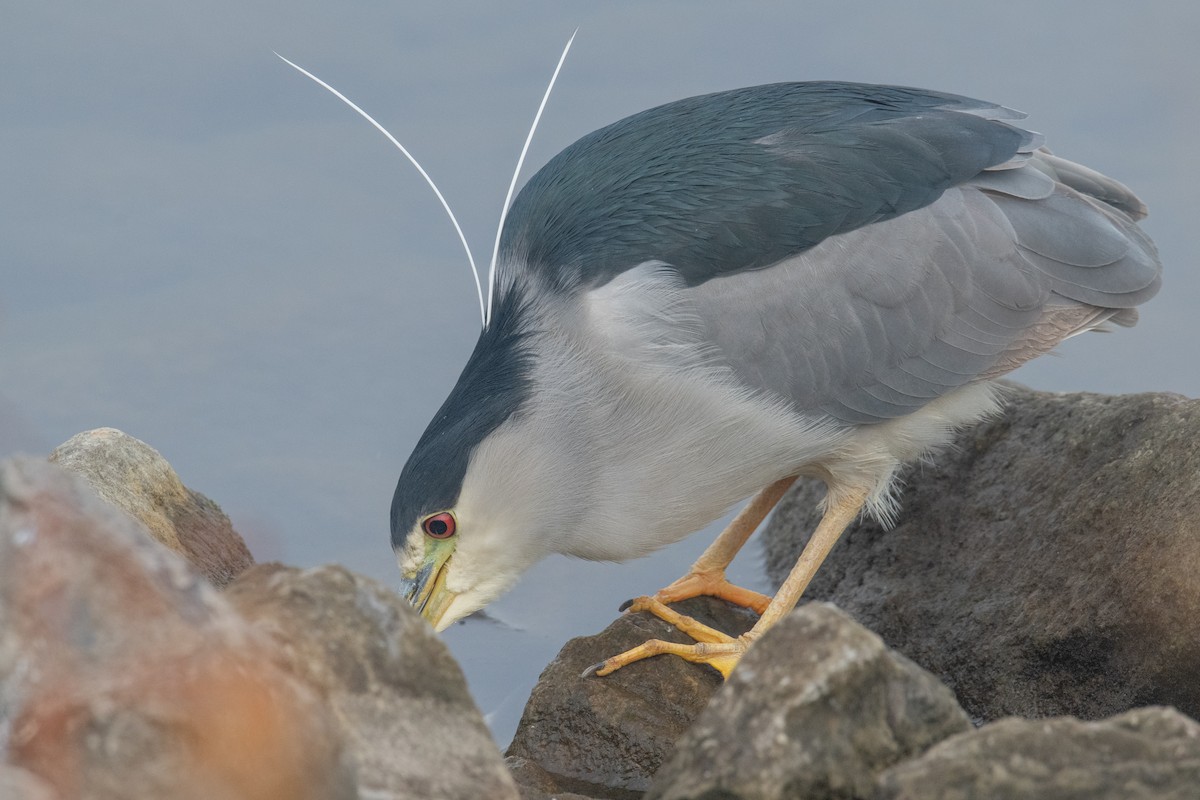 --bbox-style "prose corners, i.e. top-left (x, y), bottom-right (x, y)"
top-left (399, 538), bottom-right (458, 630)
